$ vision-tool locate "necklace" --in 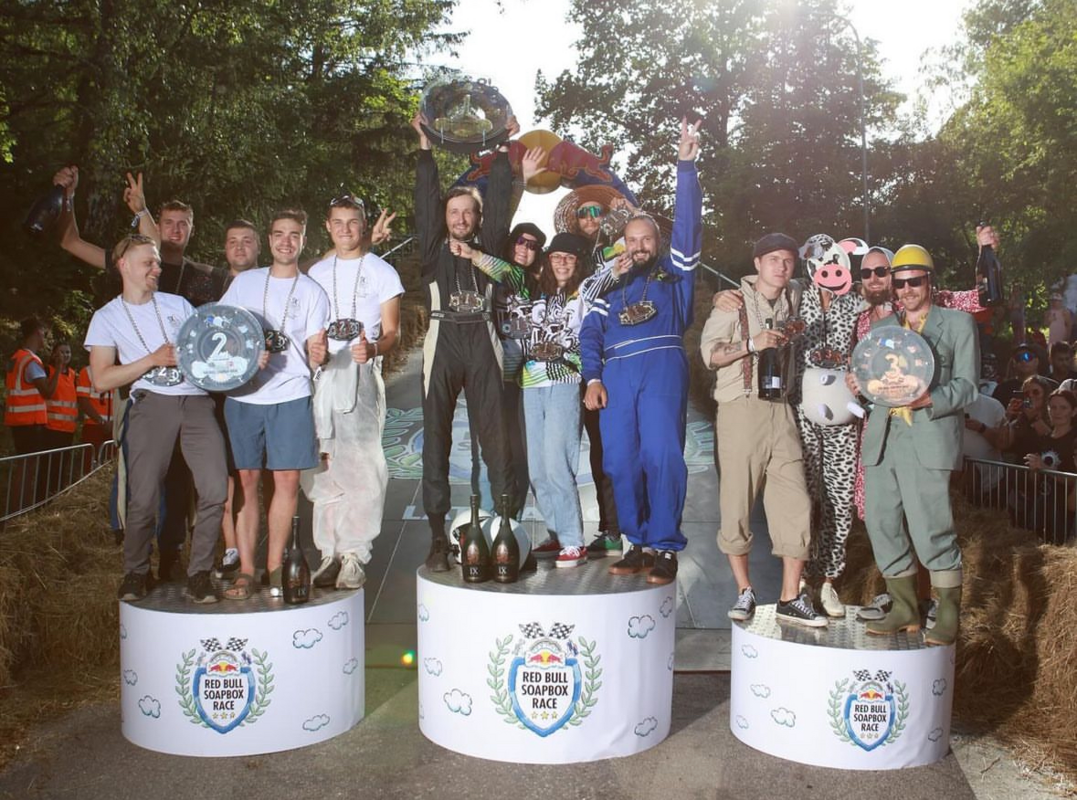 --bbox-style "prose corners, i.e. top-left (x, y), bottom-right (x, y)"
top-left (618, 267), bottom-right (657, 326)
top-left (121, 294), bottom-right (183, 386)
top-left (449, 242), bottom-right (484, 313)
top-left (327, 254), bottom-right (365, 341)
top-left (262, 268), bottom-right (300, 353)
